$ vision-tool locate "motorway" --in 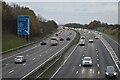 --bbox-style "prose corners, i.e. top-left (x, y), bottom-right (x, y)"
top-left (2, 29), bottom-right (76, 78)
top-left (52, 29), bottom-right (120, 79)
